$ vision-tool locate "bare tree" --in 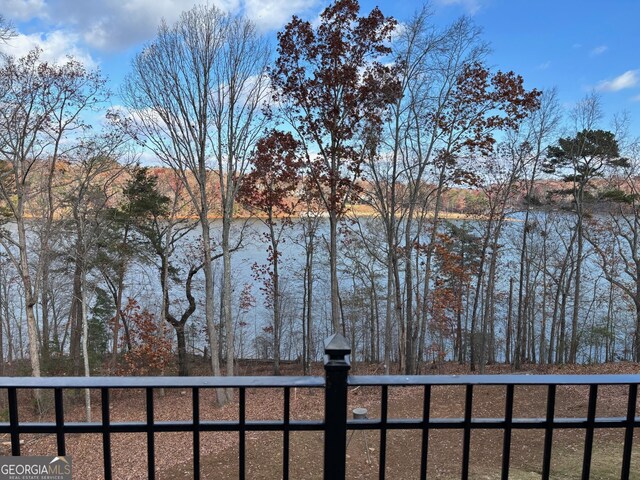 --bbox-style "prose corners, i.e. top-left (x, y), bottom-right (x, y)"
top-left (468, 144), bottom-right (529, 372)
top-left (512, 89), bottom-right (561, 368)
top-left (0, 50), bottom-right (107, 398)
top-left (63, 137), bottom-right (128, 420)
top-left (363, 6), bottom-right (441, 374)
top-left (544, 94), bottom-right (628, 362)
top-left (293, 188), bottom-right (323, 375)
top-left (587, 141), bottom-right (640, 361)
top-left (123, 5), bottom-right (269, 404)
top-left (0, 15), bottom-right (16, 46)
